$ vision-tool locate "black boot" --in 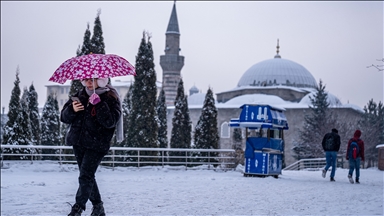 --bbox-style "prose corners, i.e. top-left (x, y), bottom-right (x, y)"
top-left (91, 202), bottom-right (105, 216)
top-left (68, 203), bottom-right (83, 216)
top-left (356, 178), bottom-right (360, 184)
top-left (330, 177), bottom-right (335, 182)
